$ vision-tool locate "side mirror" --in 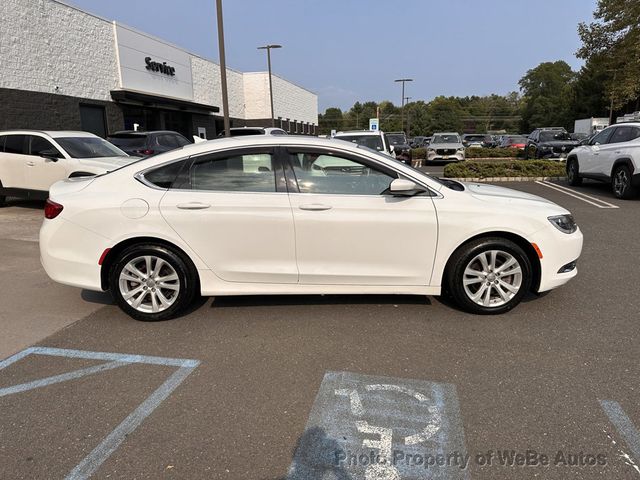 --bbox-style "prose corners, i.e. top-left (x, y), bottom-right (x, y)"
top-left (389, 145), bottom-right (395, 153)
top-left (39, 149), bottom-right (61, 161)
top-left (389, 178), bottom-right (426, 196)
